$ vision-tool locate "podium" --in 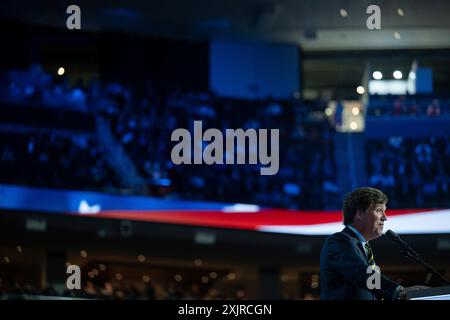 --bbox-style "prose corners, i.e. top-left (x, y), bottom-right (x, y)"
top-left (407, 286), bottom-right (450, 300)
